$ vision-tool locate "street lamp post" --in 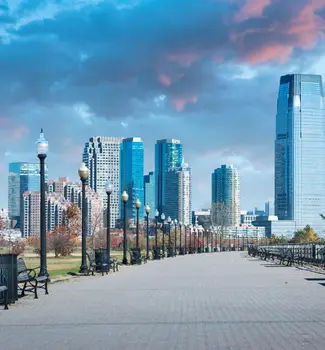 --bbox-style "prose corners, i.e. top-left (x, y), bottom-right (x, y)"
top-left (105, 180), bottom-right (113, 271)
top-left (37, 129), bottom-right (48, 277)
top-left (179, 222), bottom-right (182, 254)
top-left (78, 162), bottom-right (89, 274)
top-left (189, 225), bottom-right (192, 253)
top-left (174, 219), bottom-right (178, 256)
top-left (161, 213), bottom-right (166, 257)
top-left (145, 205), bottom-right (150, 259)
top-left (184, 225), bottom-right (187, 254)
top-left (135, 199), bottom-right (141, 249)
top-left (155, 210), bottom-right (159, 248)
top-left (168, 216), bottom-right (172, 256)
top-left (122, 191), bottom-right (129, 265)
